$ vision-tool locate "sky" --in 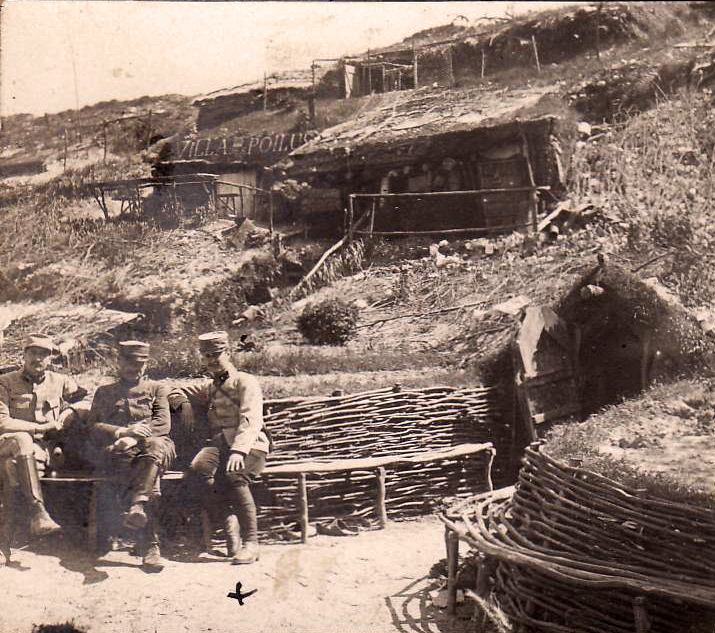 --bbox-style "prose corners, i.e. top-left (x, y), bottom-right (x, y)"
top-left (0, 1), bottom-right (580, 117)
